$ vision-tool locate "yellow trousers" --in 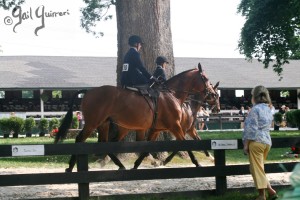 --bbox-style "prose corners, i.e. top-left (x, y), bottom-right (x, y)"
top-left (248, 141), bottom-right (271, 189)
